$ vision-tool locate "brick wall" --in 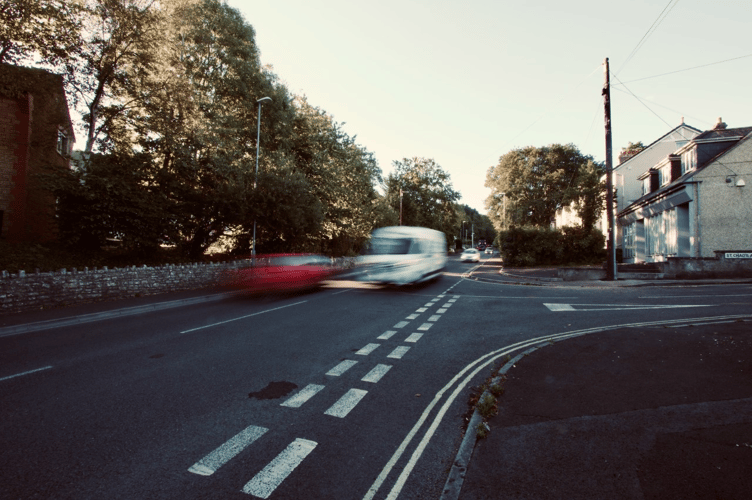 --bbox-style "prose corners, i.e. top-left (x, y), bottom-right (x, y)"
top-left (0, 261), bottom-right (248, 315)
